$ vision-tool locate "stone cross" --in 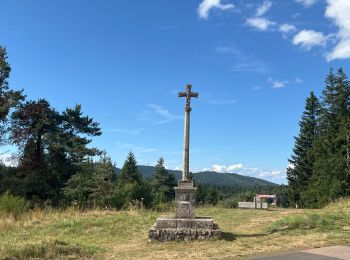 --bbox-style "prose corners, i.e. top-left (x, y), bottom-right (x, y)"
top-left (178, 84), bottom-right (198, 181)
